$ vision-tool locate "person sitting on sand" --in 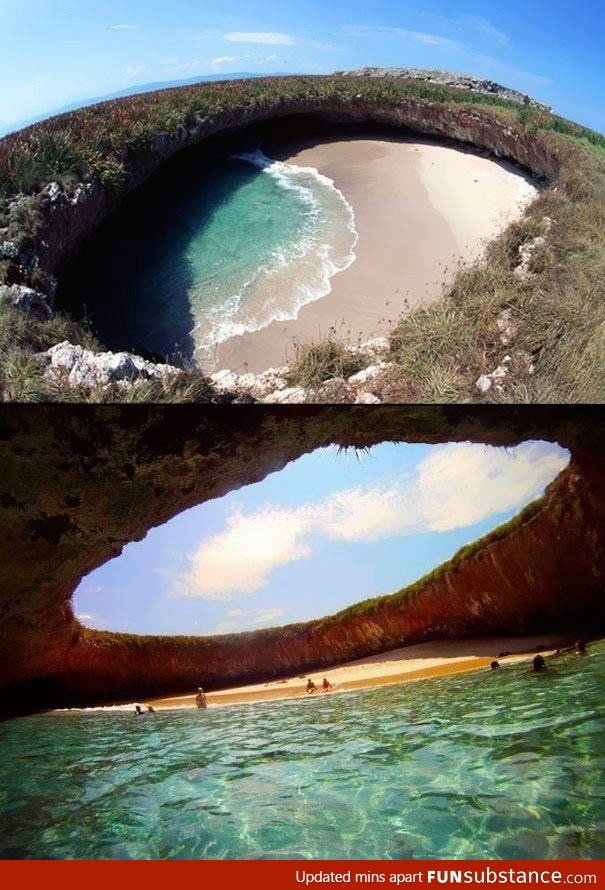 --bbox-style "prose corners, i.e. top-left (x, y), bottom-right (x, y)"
top-left (195, 687), bottom-right (208, 709)
top-left (490, 660), bottom-right (500, 670)
top-left (532, 654), bottom-right (546, 672)
top-left (322, 677), bottom-right (333, 692)
top-left (306, 679), bottom-right (317, 694)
